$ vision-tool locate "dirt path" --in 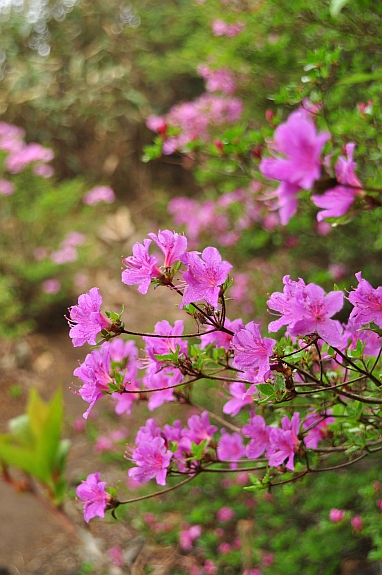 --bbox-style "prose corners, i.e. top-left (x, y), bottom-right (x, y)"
top-left (0, 284), bottom-right (182, 574)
